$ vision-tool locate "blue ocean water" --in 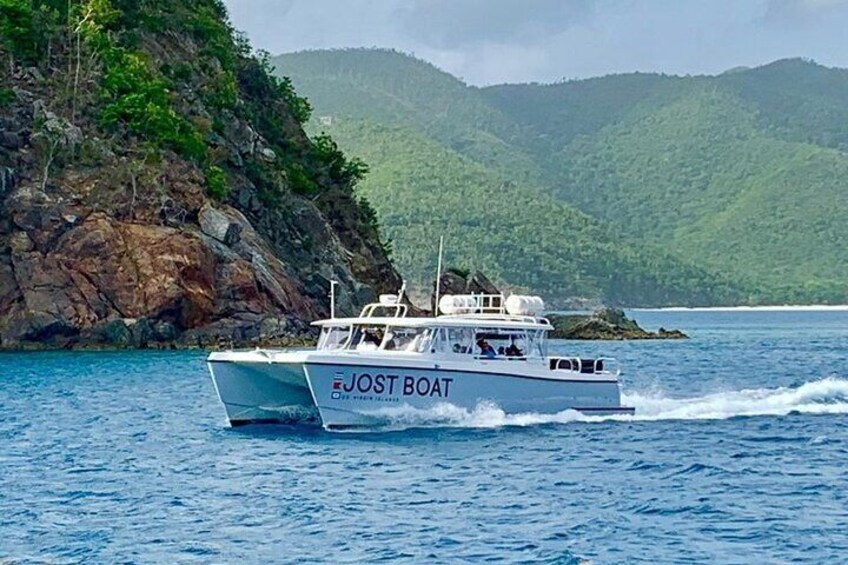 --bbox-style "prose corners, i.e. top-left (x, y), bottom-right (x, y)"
top-left (1, 310), bottom-right (847, 564)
